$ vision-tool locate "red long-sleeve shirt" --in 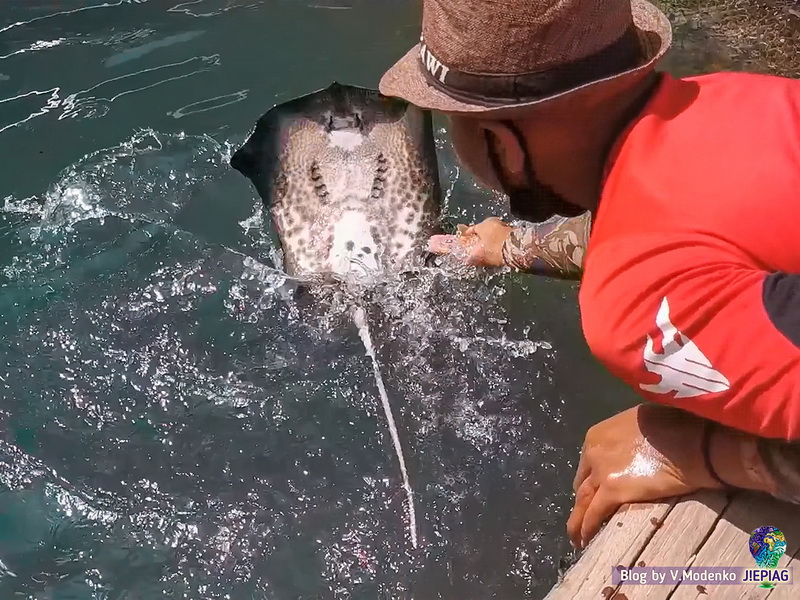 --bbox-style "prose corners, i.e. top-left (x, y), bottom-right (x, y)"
top-left (580, 71), bottom-right (800, 441)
